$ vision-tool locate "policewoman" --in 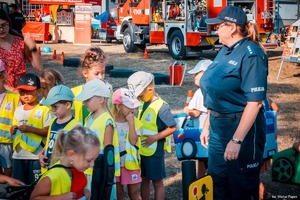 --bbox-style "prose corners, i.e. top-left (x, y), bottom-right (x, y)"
top-left (200, 6), bottom-right (268, 200)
